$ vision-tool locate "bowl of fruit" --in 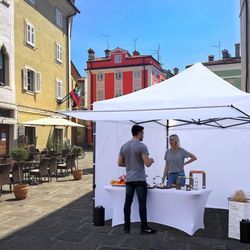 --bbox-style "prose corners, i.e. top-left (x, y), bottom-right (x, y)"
top-left (110, 175), bottom-right (126, 186)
